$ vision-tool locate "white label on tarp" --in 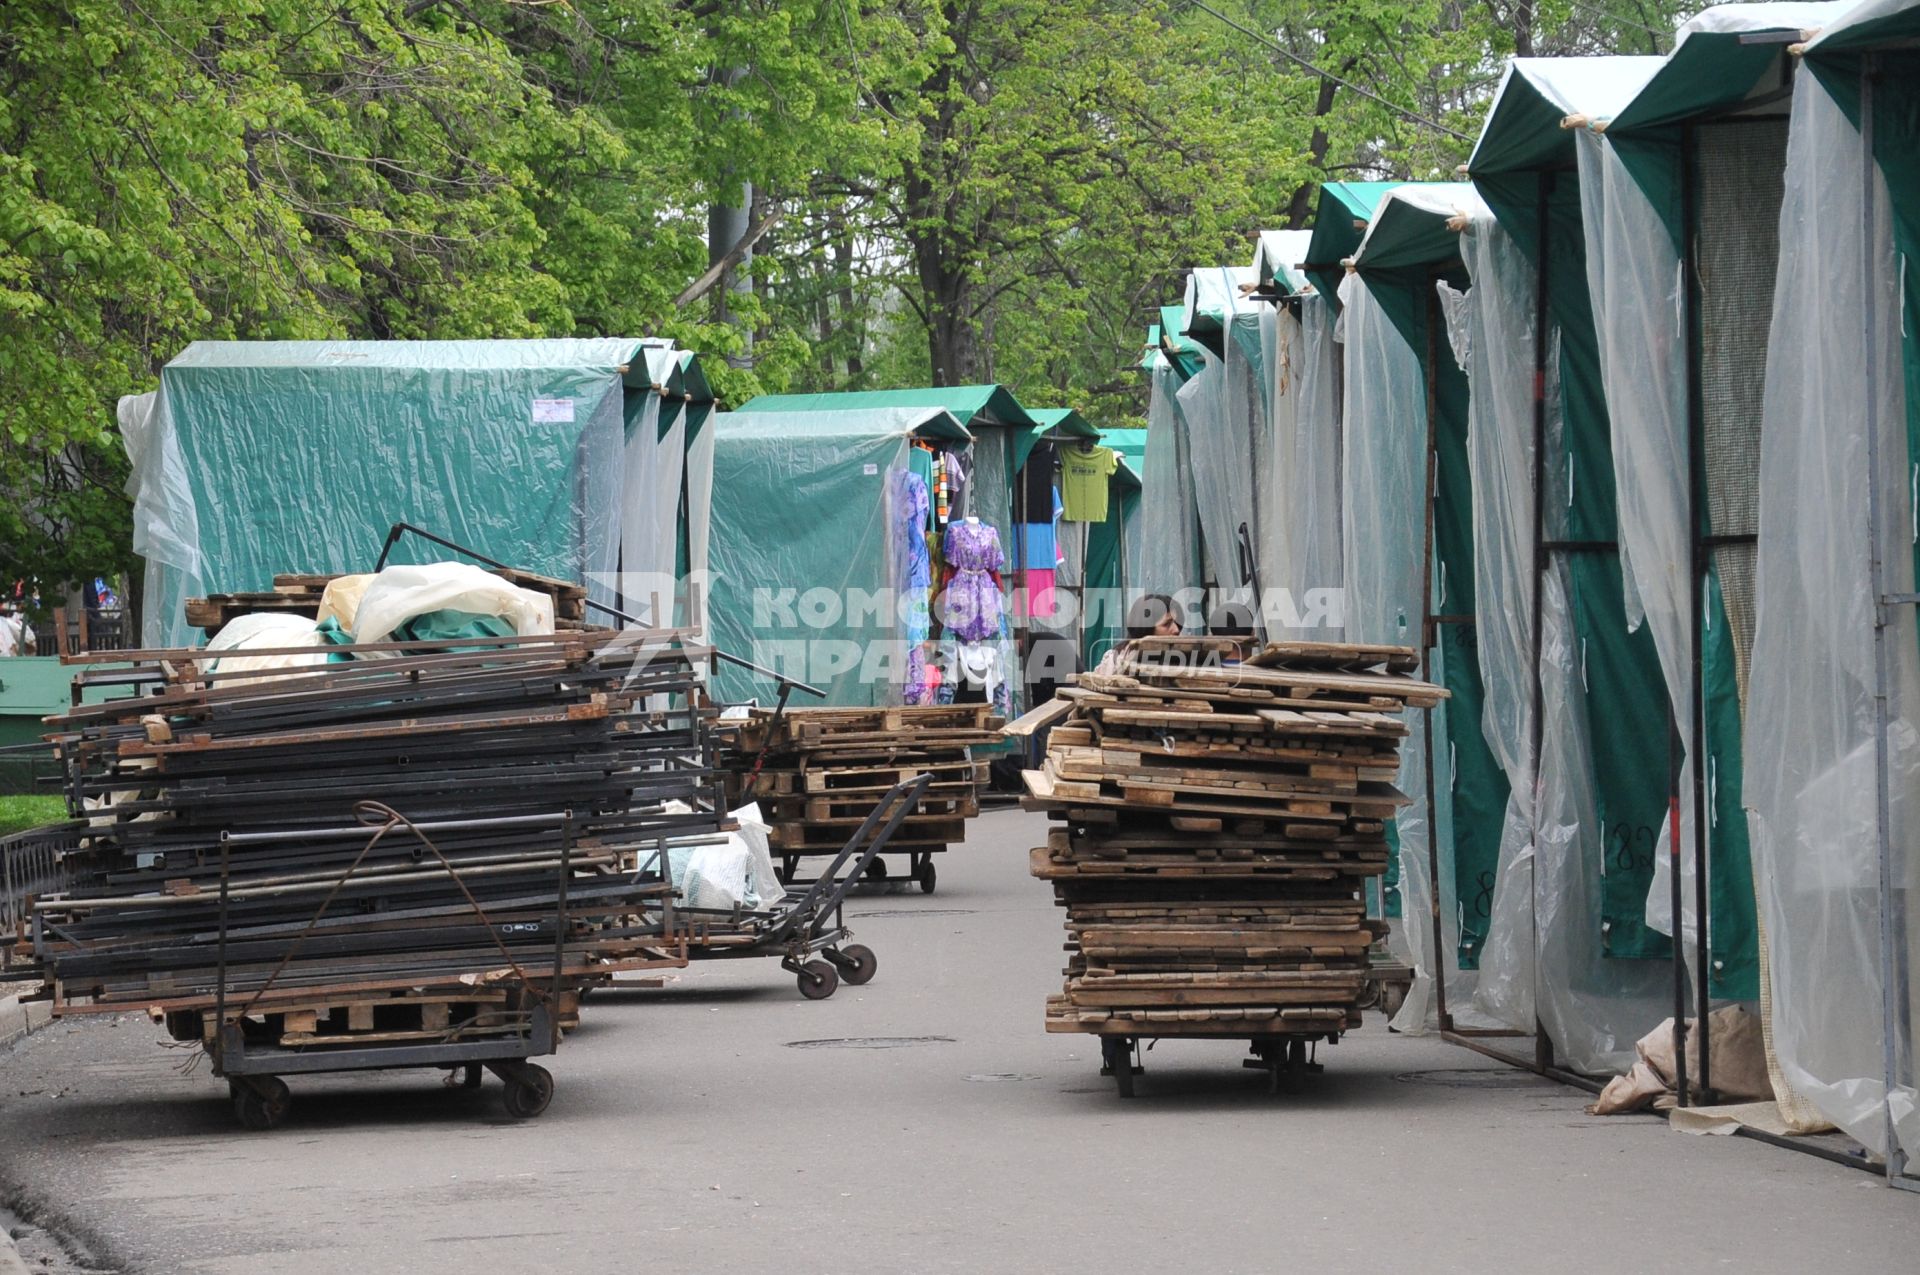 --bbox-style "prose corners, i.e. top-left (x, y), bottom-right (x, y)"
top-left (862, 463), bottom-right (879, 475)
top-left (532, 397), bottom-right (575, 423)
